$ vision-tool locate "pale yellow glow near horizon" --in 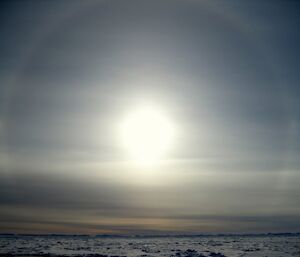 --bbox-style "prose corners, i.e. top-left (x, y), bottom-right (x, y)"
top-left (120, 105), bottom-right (175, 166)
